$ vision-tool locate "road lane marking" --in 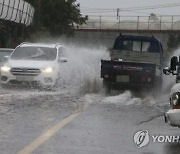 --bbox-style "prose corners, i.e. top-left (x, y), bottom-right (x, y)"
top-left (18, 112), bottom-right (81, 154)
top-left (18, 101), bottom-right (90, 154)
